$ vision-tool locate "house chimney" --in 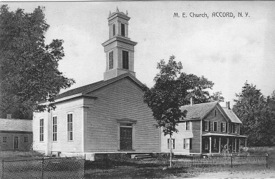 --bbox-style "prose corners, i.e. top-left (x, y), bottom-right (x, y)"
top-left (226, 101), bottom-right (230, 109)
top-left (190, 97), bottom-right (193, 106)
top-left (7, 114), bottom-right (12, 119)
